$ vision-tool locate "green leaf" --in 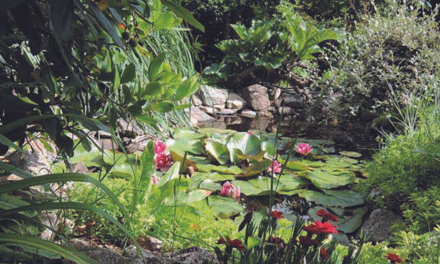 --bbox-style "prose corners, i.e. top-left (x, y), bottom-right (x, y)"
top-left (50, 0), bottom-right (74, 41)
top-left (232, 177), bottom-right (278, 196)
top-left (166, 138), bottom-right (203, 156)
top-left (87, 0), bottom-right (124, 48)
top-left (148, 53), bottom-right (166, 82)
top-left (135, 114), bottom-right (158, 125)
top-left (0, 234), bottom-right (99, 264)
top-left (300, 171), bottom-right (355, 189)
top-left (297, 189), bottom-right (364, 207)
top-left (226, 133), bottom-right (262, 163)
top-left (0, 162), bottom-right (35, 180)
top-left (207, 195), bottom-right (242, 218)
top-left (174, 75), bottom-right (199, 101)
top-left (337, 207), bottom-right (368, 233)
top-left (151, 101), bottom-right (174, 112)
top-left (0, 134), bottom-right (22, 153)
top-left (161, 0), bottom-right (205, 32)
top-left (205, 140), bottom-right (230, 165)
top-left (173, 128), bottom-right (205, 140)
top-left (153, 11), bottom-right (178, 30)
top-left (339, 151), bottom-right (362, 158)
top-left (277, 176), bottom-right (310, 195)
top-left (120, 63), bottom-right (136, 83)
top-left (235, 160), bottom-right (272, 178)
top-left (144, 81), bottom-right (164, 96)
